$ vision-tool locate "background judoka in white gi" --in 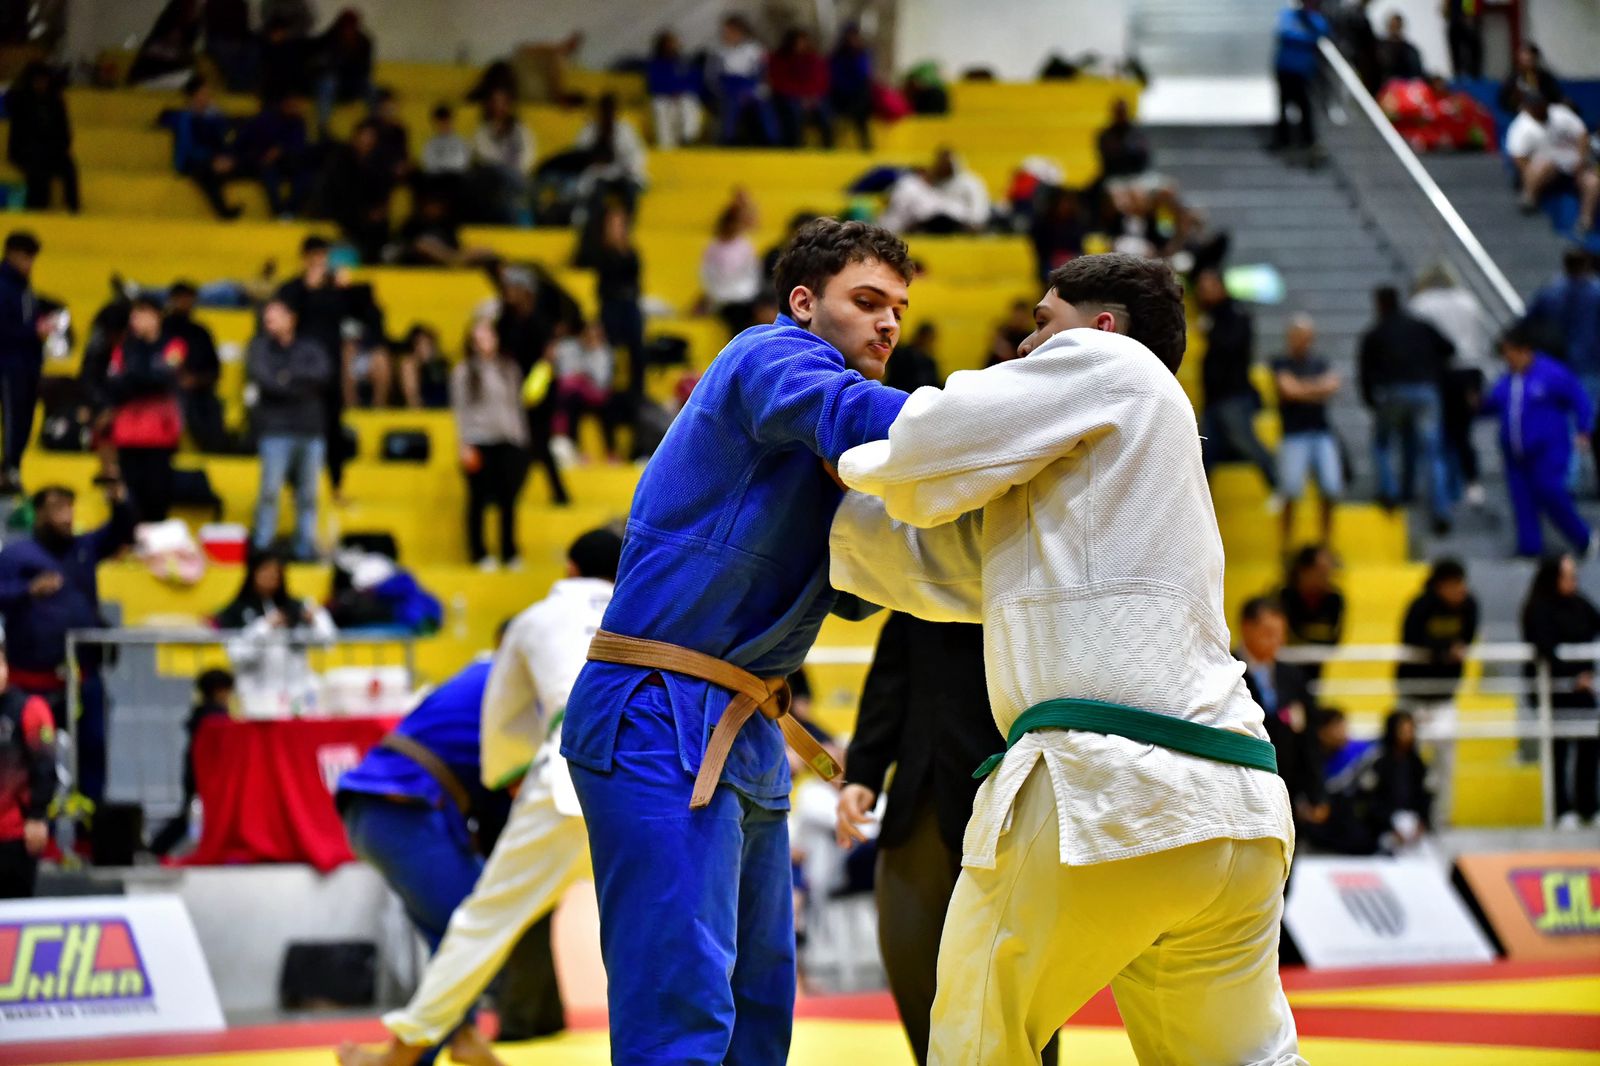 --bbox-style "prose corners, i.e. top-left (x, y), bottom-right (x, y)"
top-left (830, 264), bottom-right (1306, 1065)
